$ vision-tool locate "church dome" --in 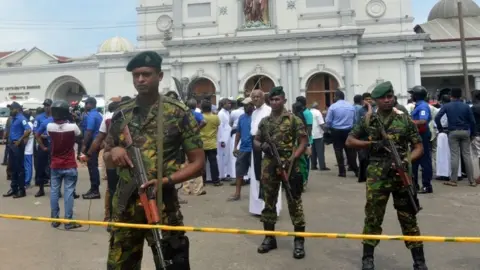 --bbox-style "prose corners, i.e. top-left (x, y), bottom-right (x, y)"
top-left (98, 36), bottom-right (135, 53)
top-left (428, 0), bottom-right (480, 21)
